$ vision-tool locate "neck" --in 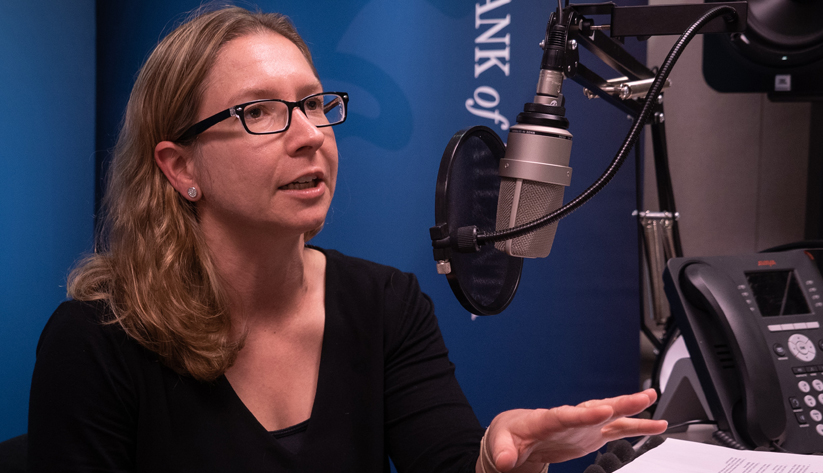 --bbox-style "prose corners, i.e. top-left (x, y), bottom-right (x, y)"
top-left (200, 216), bottom-right (317, 326)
